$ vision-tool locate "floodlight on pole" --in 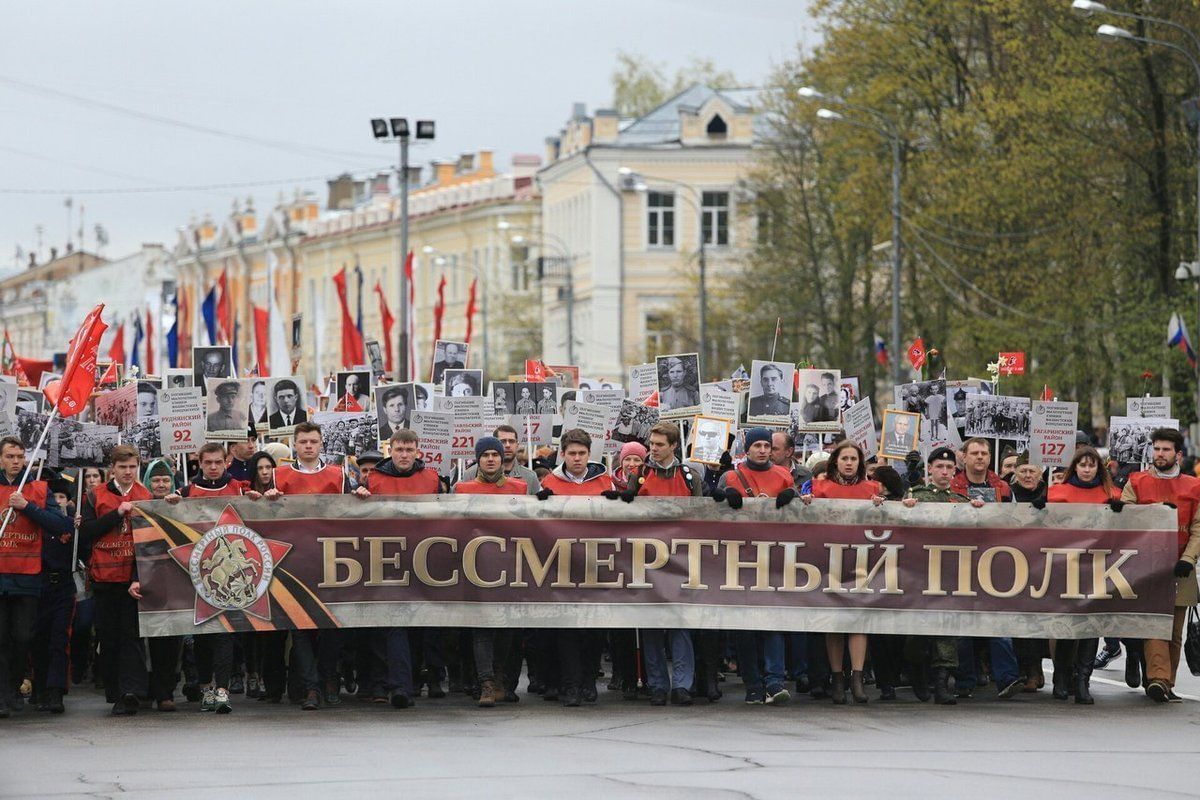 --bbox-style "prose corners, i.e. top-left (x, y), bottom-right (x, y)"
top-left (1071, 0), bottom-right (1107, 16)
top-left (421, 245), bottom-right (435, 254)
top-left (370, 119), bottom-right (388, 139)
top-left (389, 118), bottom-right (409, 138)
top-left (797, 86), bottom-right (827, 100)
top-left (815, 108), bottom-right (845, 121)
